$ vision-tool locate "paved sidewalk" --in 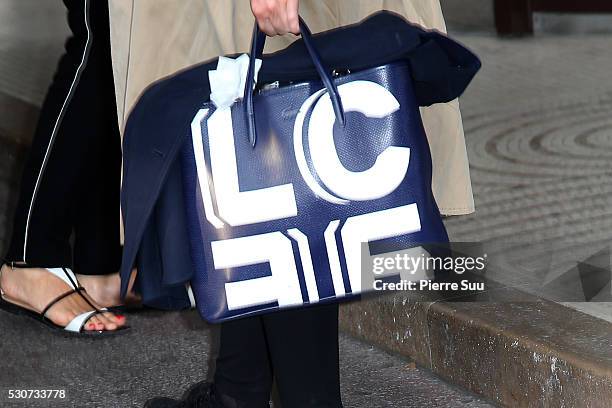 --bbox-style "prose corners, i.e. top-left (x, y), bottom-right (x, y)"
top-left (447, 34), bottom-right (612, 322)
top-left (0, 309), bottom-right (493, 408)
